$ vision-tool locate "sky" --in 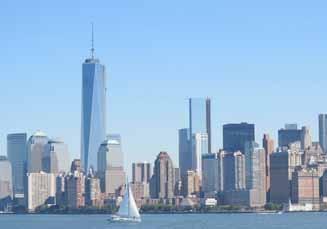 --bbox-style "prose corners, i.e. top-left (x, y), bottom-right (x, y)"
top-left (1, 0), bottom-right (327, 175)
